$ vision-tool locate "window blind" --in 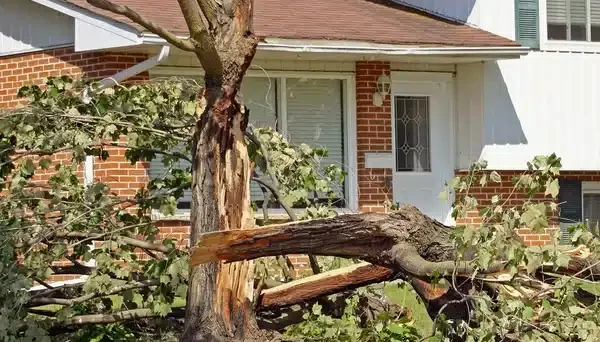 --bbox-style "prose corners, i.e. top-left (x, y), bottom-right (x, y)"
top-left (570, 0), bottom-right (588, 24)
top-left (547, 0), bottom-right (566, 23)
top-left (242, 77), bottom-right (278, 202)
top-left (286, 78), bottom-right (345, 198)
top-left (591, 0), bottom-right (600, 25)
top-left (558, 179), bottom-right (583, 244)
